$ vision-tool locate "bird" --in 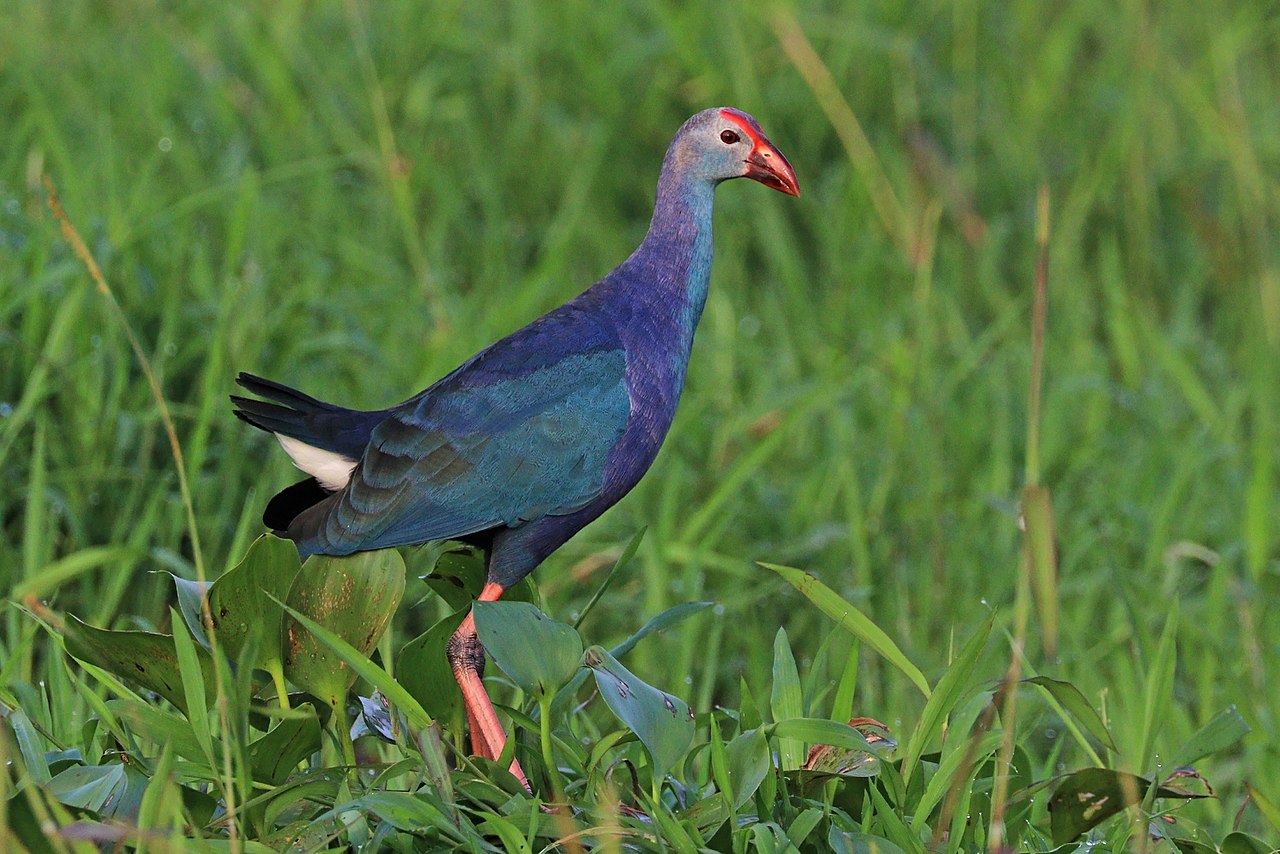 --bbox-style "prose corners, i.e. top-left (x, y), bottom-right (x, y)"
top-left (231, 107), bottom-right (799, 785)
